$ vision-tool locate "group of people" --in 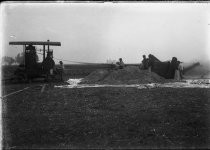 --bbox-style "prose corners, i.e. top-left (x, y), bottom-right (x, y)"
top-left (114, 54), bottom-right (184, 81)
top-left (140, 54), bottom-right (184, 80)
top-left (43, 53), bottom-right (184, 81)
